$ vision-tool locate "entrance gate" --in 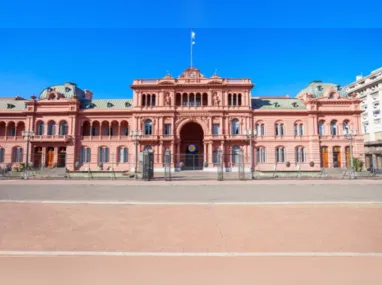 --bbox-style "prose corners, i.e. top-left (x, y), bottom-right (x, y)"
top-left (216, 148), bottom-right (246, 181)
top-left (141, 150), bottom-right (154, 181)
